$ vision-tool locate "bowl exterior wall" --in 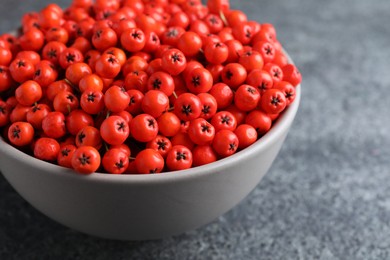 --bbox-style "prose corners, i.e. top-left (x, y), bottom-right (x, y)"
top-left (0, 129), bottom-right (288, 240)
